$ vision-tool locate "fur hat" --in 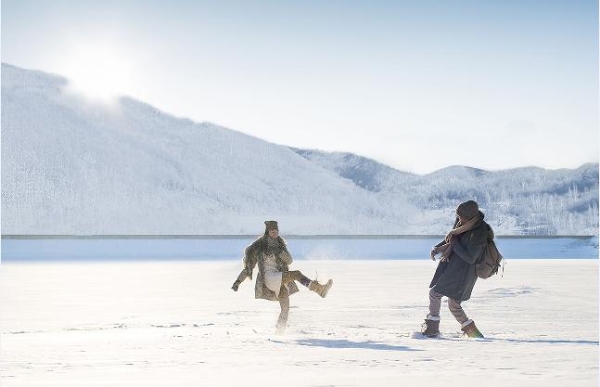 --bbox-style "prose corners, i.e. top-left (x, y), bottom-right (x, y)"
top-left (264, 220), bottom-right (279, 232)
top-left (456, 200), bottom-right (479, 220)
